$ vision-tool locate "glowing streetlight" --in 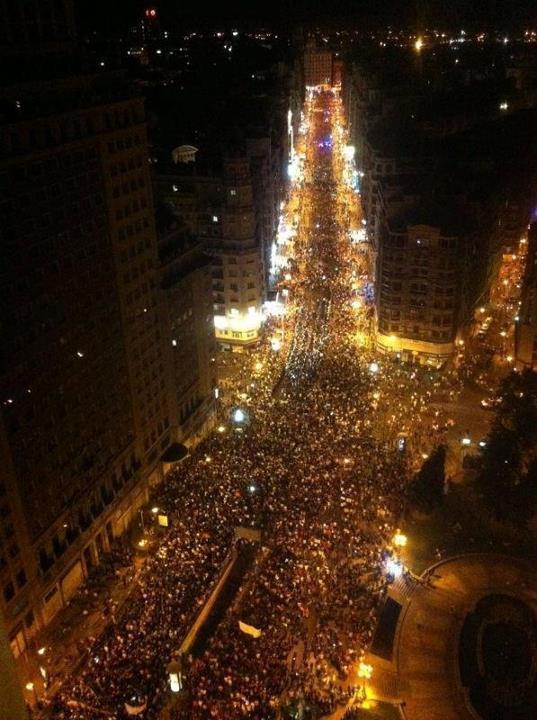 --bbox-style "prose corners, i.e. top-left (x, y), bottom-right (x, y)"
top-left (217, 425), bottom-right (226, 433)
top-left (385, 557), bottom-right (403, 579)
top-left (271, 338), bottom-right (282, 351)
top-left (167, 659), bottom-right (183, 693)
top-left (393, 531), bottom-right (408, 548)
top-left (461, 437), bottom-right (471, 447)
top-left (25, 681), bottom-right (38, 703)
top-left (368, 361), bottom-right (379, 374)
top-left (415, 37), bottom-right (423, 52)
top-left (232, 408), bottom-right (248, 424)
top-left (151, 507), bottom-right (159, 514)
top-left (358, 661), bottom-right (373, 679)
